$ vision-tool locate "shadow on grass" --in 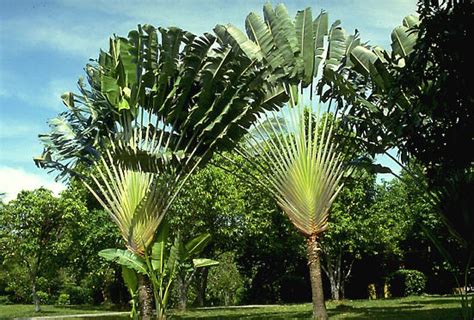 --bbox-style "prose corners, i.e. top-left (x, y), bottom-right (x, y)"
top-left (328, 303), bottom-right (459, 320)
top-left (174, 303), bottom-right (459, 320)
top-left (173, 311), bottom-right (312, 320)
top-left (400, 297), bottom-right (461, 306)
